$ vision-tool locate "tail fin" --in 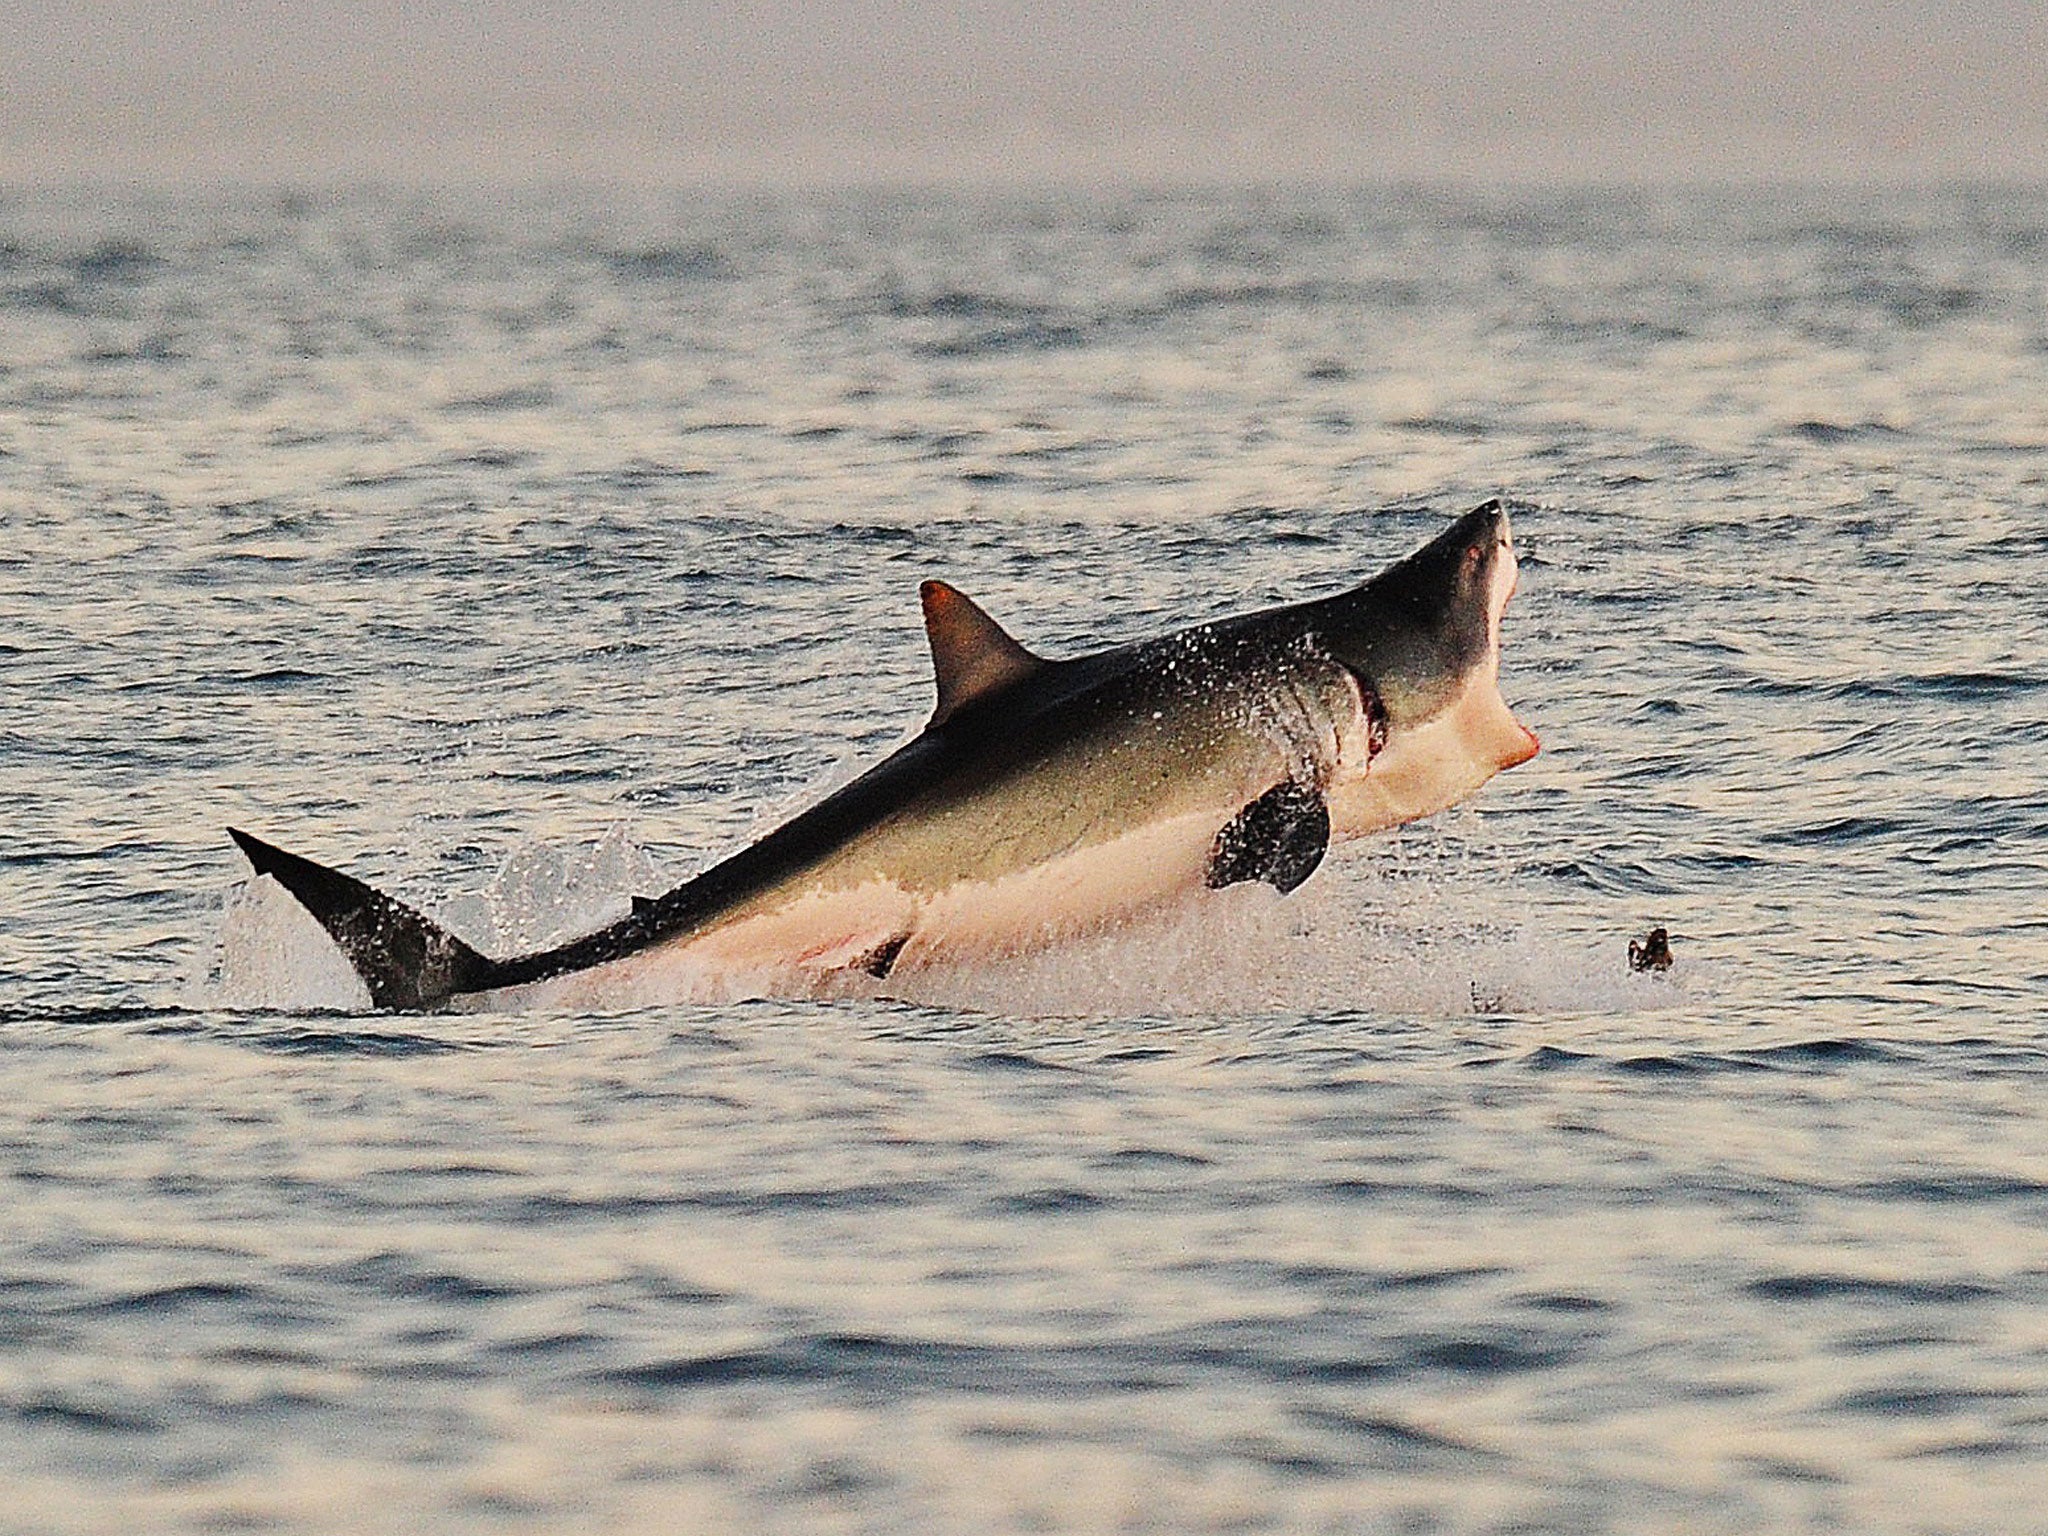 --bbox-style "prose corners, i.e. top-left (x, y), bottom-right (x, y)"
top-left (227, 828), bottom-right (497, 1011)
